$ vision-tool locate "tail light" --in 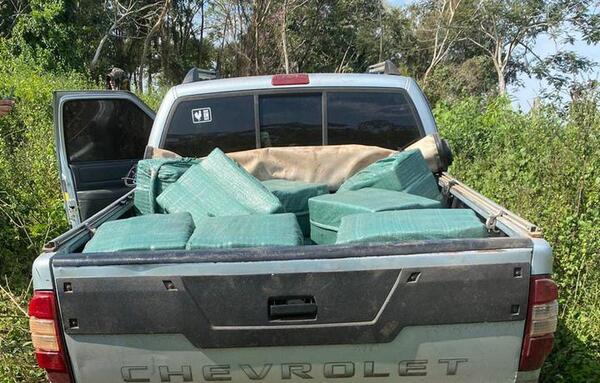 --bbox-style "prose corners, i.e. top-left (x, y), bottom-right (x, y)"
top-left (272, 73), bottom-right (309, 86)
top-left (29, 290), bottom-right (73, 383)
top-left (519, 276), bottom-right (558, 371)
